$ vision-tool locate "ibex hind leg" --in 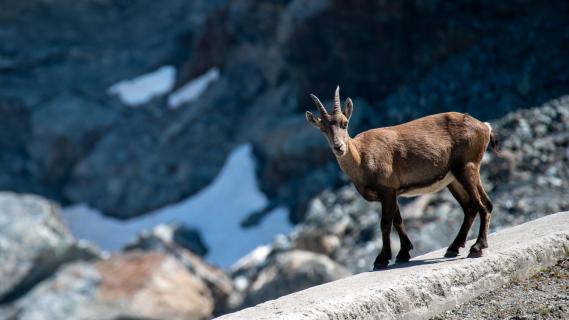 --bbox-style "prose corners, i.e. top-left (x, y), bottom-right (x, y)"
top-left (452, 163), bottom-right (490, 258)
top-left (445, 180), bottom-right (478, 258)
top-left (477, 179), bottom-right (493, 214)
top-left (474, 177), bottom-right (493, 250)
